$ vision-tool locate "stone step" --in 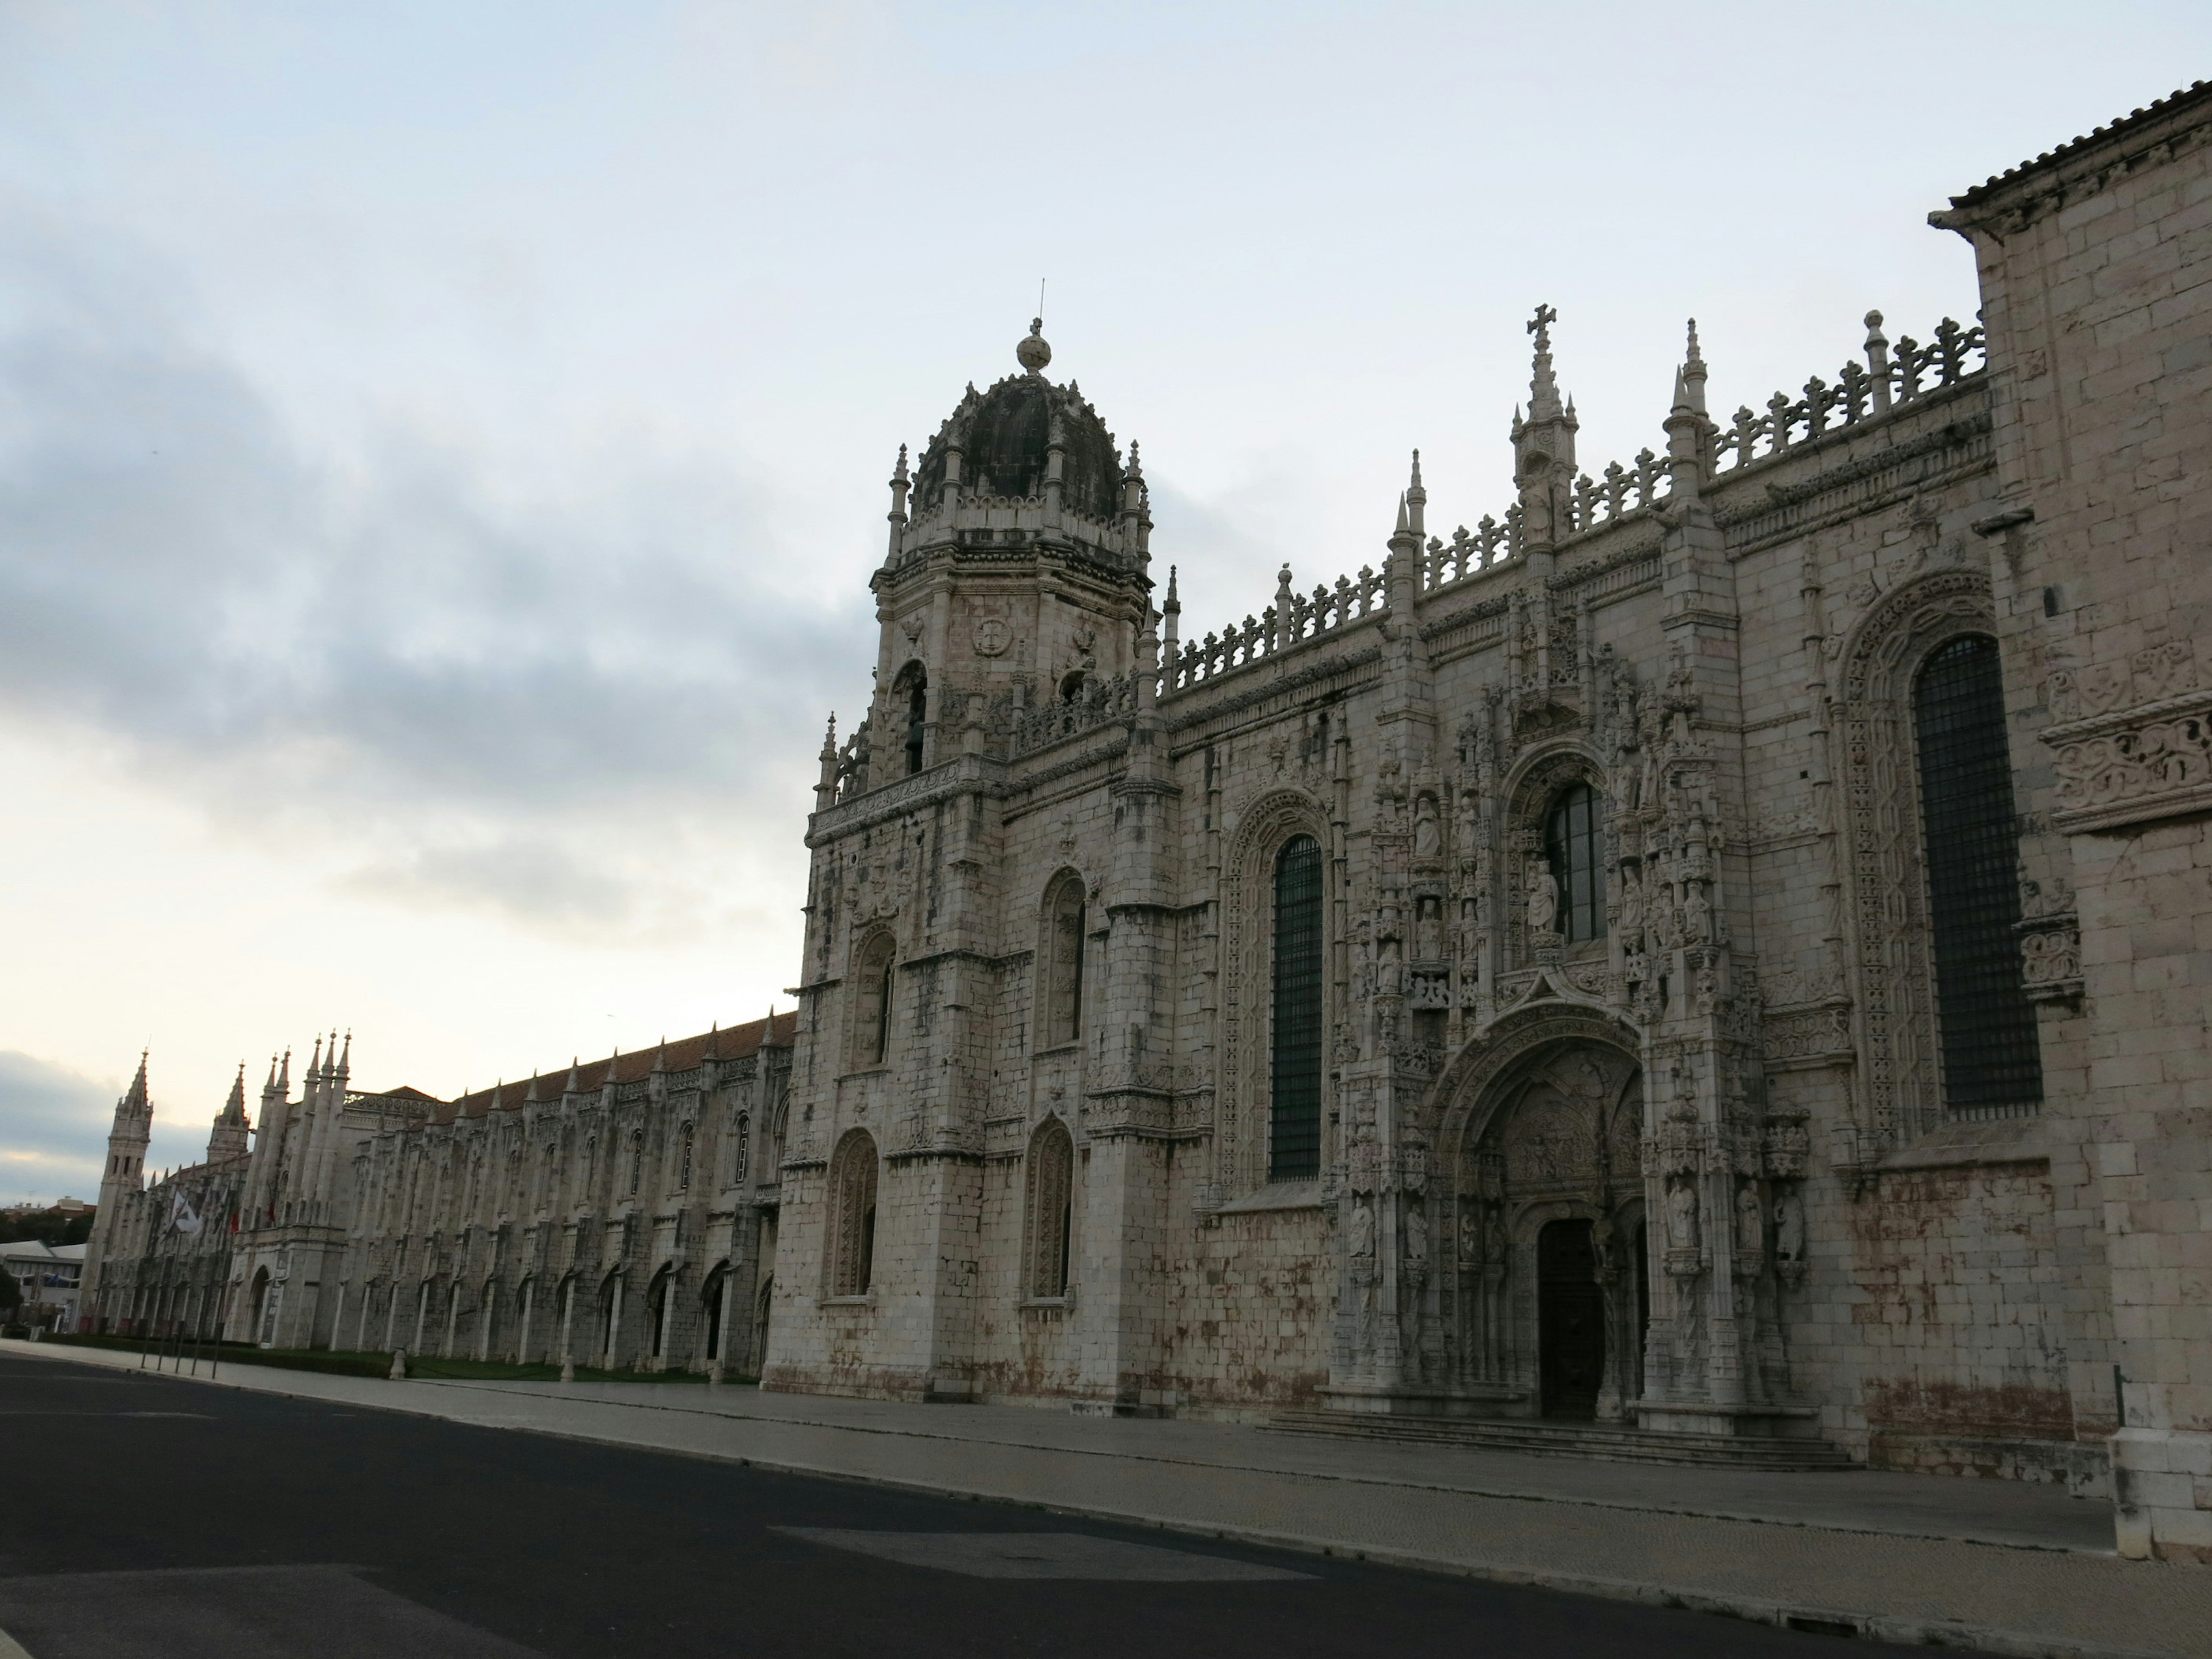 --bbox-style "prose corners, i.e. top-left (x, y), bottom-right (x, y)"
top-left (1264, 1410), bottom-right (1860, 1471)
